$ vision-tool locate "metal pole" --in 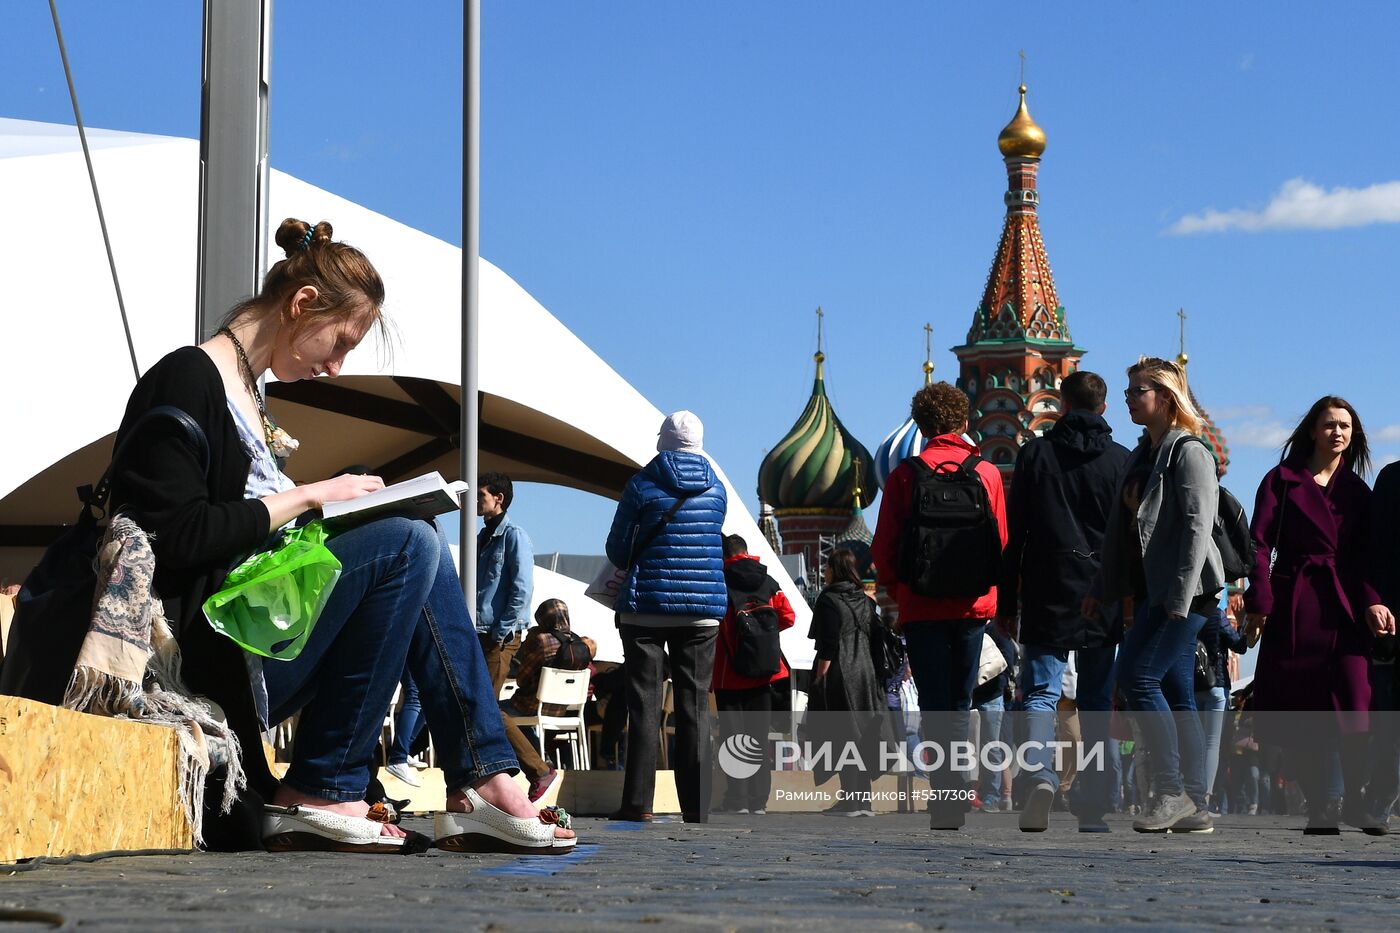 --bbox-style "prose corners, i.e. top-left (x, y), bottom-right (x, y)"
top-left (459, 0), bottom-right (480, 598)
top-left (197, 0), bottom-right (272, 341)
